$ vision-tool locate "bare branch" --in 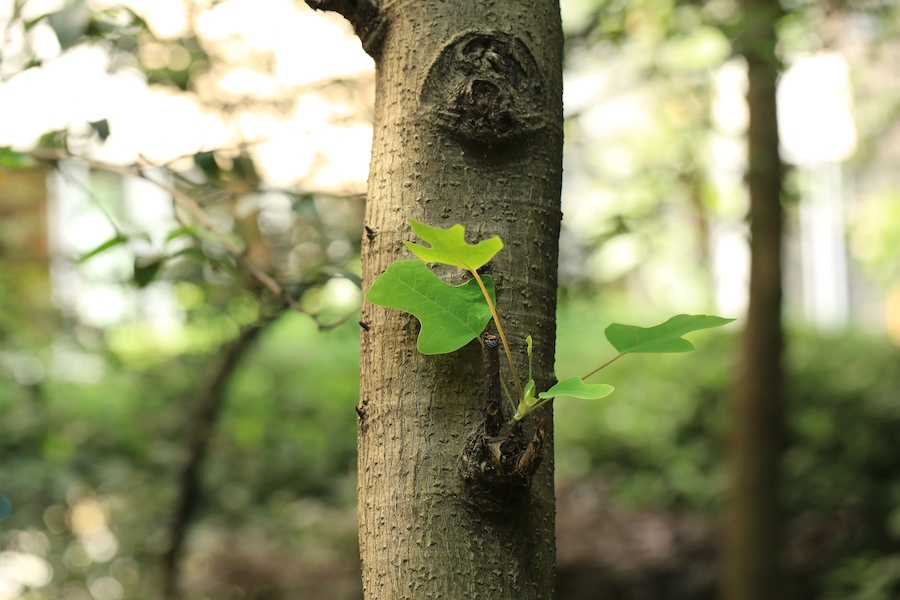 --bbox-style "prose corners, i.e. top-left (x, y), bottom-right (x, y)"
top-left (305, 0), bottom-right (385, 58)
